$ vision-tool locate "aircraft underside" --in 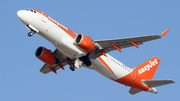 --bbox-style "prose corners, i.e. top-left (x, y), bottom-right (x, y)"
top-left (17, 9), bottom-right (174, 95)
